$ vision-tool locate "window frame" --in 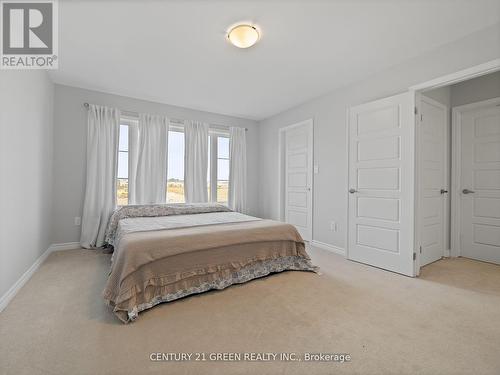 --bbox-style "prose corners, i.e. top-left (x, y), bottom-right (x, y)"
top-left (116, 116), bottom-right (138, 206)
